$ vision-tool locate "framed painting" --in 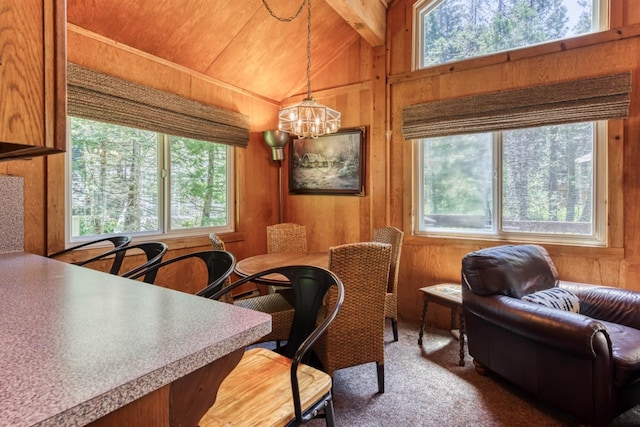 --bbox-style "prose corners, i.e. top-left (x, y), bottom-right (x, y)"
top-left (288, 127), bottom-right (366, 195)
